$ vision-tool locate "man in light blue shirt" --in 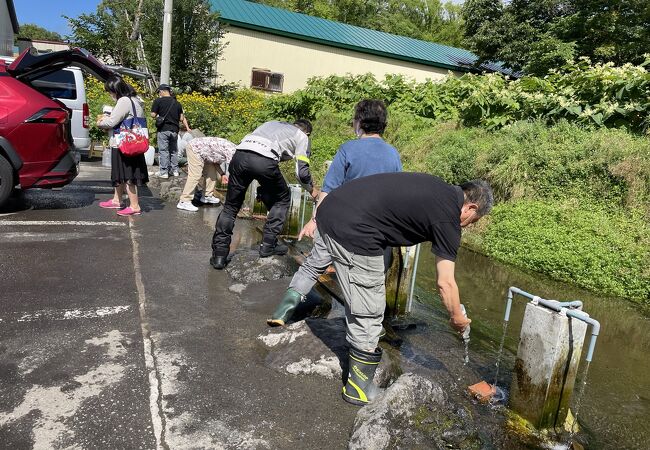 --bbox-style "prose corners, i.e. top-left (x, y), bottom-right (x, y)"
top-left (268, 100), bottom-right (401, 327)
